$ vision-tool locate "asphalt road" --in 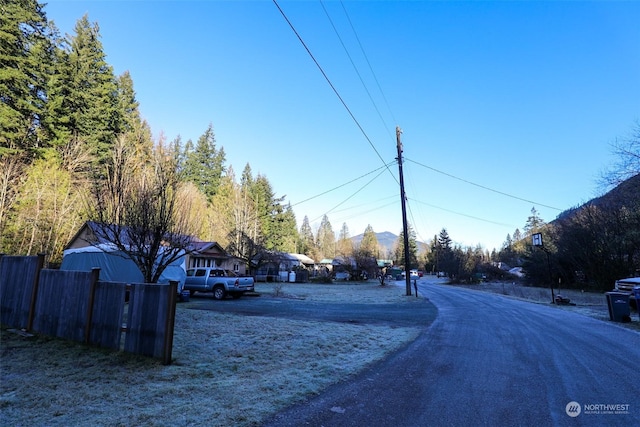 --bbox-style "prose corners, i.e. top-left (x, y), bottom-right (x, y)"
top-left (261, 278), bottom-right (640, 427)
